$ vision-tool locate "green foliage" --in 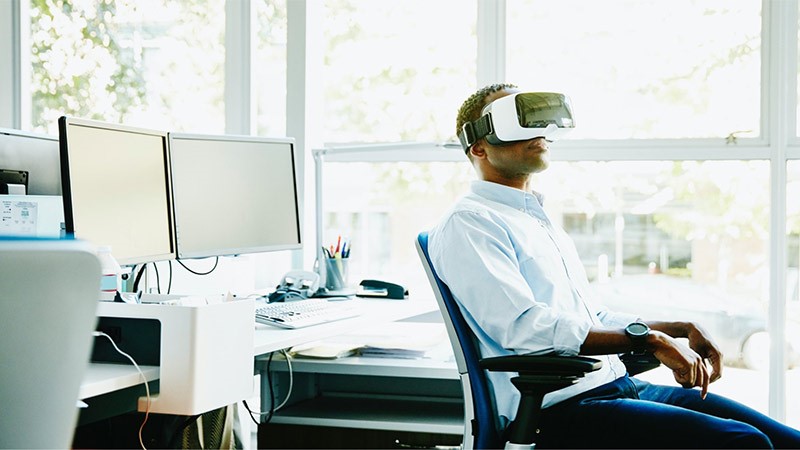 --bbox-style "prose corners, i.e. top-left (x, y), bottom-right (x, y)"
top-left (321, 0), bottom-right (474, 143)
top-left (373, 161), bottom-right (473, 202)
top-left (638, 33), bottom-right (759, 115)
top-left (652, 161), bottom-right (769, 243)
top-left (29, 0), bottom-right (146, 132)
top-left (665, 267), bottom-right (692, 278)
